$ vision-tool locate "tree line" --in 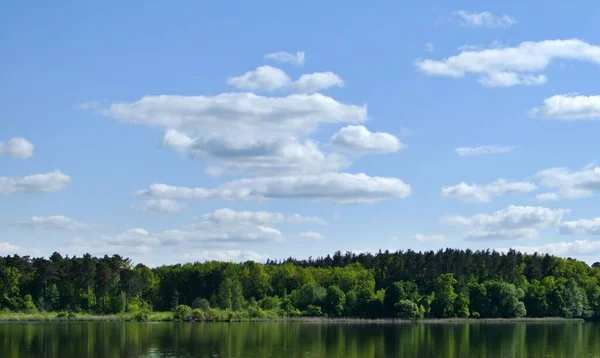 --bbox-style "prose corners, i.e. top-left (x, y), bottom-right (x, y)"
top-left (1, 249), bottom-right (600, 320)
